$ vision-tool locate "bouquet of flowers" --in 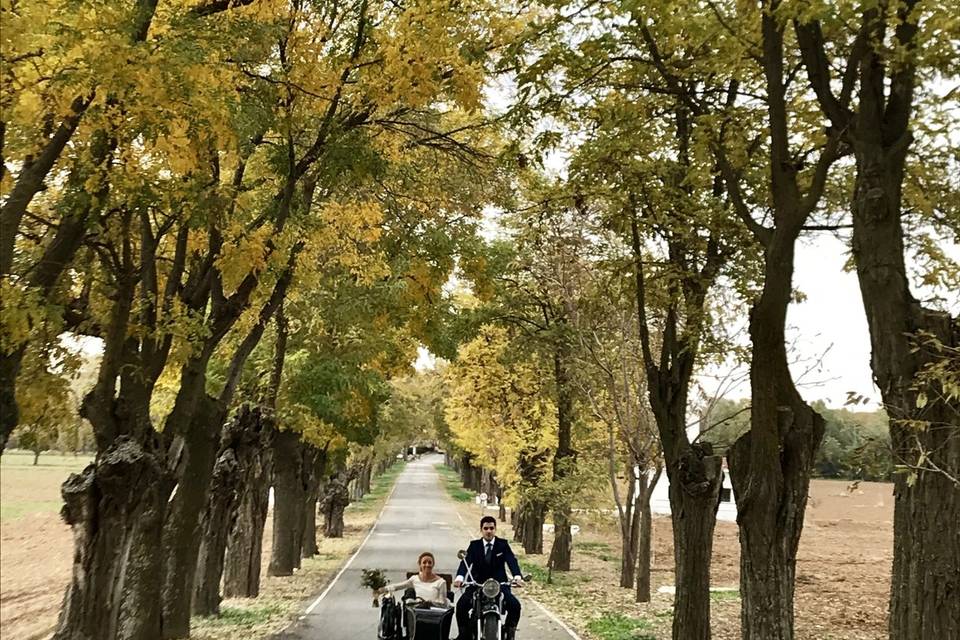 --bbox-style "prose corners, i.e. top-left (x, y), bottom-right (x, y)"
top-left (360, 568), bottom-right (388, 607)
